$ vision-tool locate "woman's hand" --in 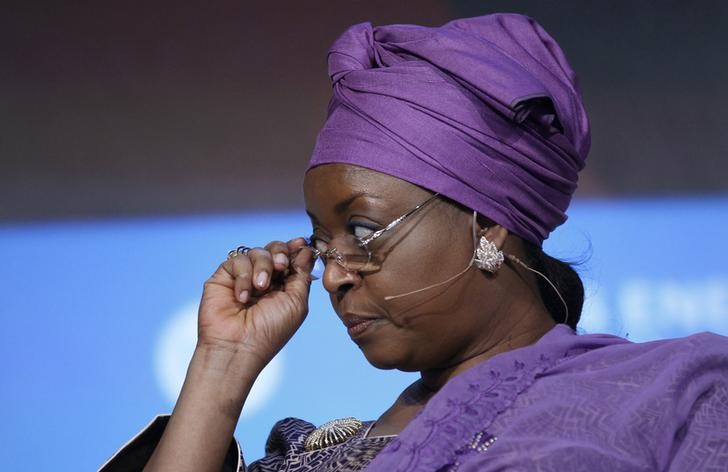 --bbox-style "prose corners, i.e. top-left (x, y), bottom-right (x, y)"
top-left (197, 237), bottom-right (314, 372)
top-left (142, 238), bottom-right (314, 472)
